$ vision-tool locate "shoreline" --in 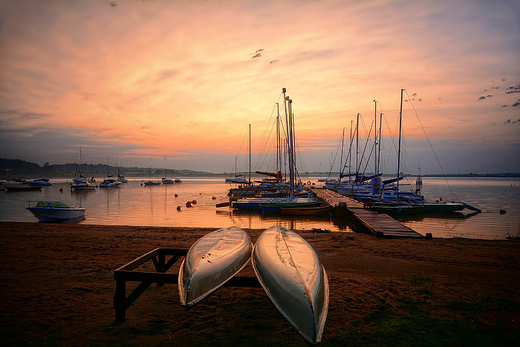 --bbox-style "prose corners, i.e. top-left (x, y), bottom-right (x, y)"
top-left (1, 222), bottom-right (519, 346)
